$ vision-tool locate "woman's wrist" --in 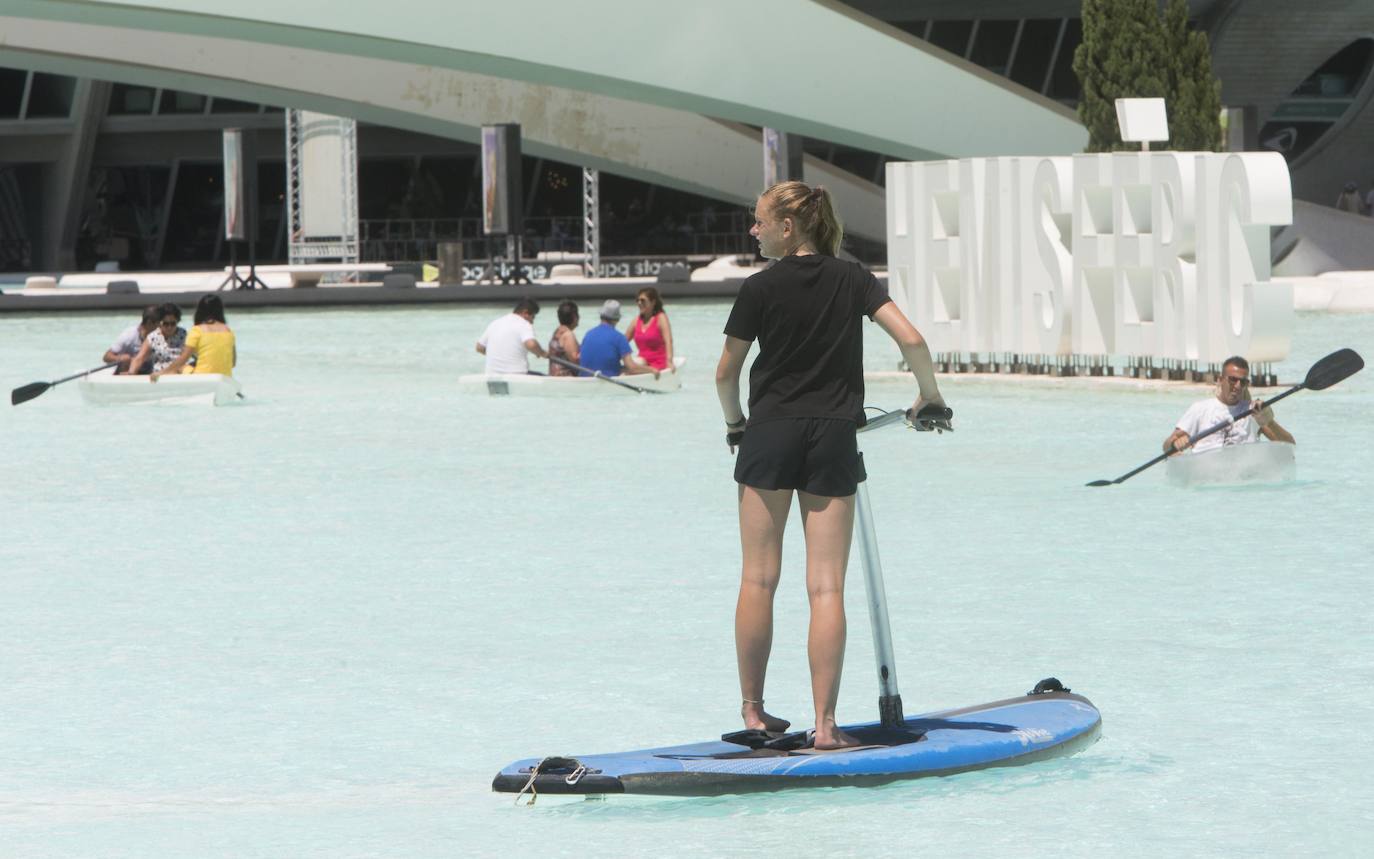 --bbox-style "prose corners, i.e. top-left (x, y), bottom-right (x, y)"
top-left (725, 416), bottom-right (746, 429)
